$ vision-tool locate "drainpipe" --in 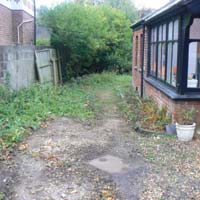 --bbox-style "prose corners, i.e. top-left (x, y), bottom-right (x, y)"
top-left (17, 19), bottom-right (34, 44)
top-left (34, 0), bottom-right (36, 45)
top-left (141, 23), bottom-right (145, 98)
